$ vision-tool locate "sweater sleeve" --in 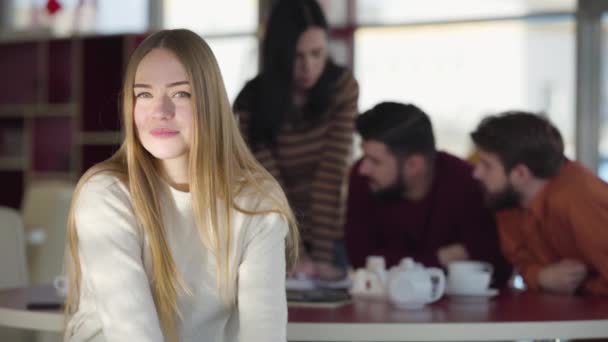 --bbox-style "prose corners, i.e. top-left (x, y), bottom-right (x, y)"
top-left (309, 72), bottom-right (359, 261)
top-left (497, 210), bottom-right (544, 291)
top-left (238, 212), bottom-right (288, 341)
top-left (344, 160), bottom-right (438, 269)
top-left (344, 162), bottom-right (379, 268)
top-left (567, 185), bottom-right (608, 295)
top-left (74, 175), bottom-right (164, 342)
